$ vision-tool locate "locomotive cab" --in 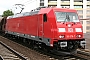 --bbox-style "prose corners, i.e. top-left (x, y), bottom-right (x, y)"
top-left (54, 11), bottom-right (86, 52)
top-left (39, 8), bottom-right (86, 55)
top-left (51, 8), bottom-right (85, 54)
